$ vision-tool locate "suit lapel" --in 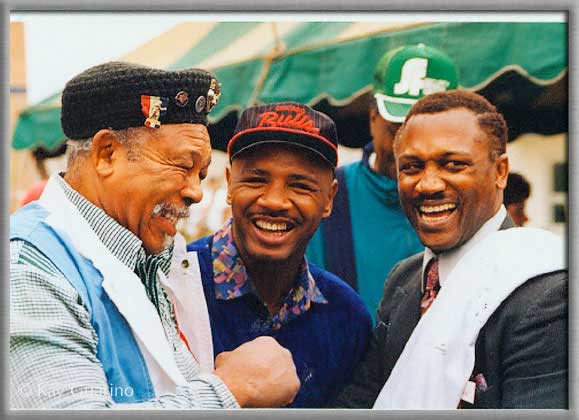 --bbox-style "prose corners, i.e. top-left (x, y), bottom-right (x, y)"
top-left (385, 270), bottom-right (422, 372)
top-left (386, 216), bottom-right (513, 352)
top-left (500, 215), bottom-right (516, 230)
